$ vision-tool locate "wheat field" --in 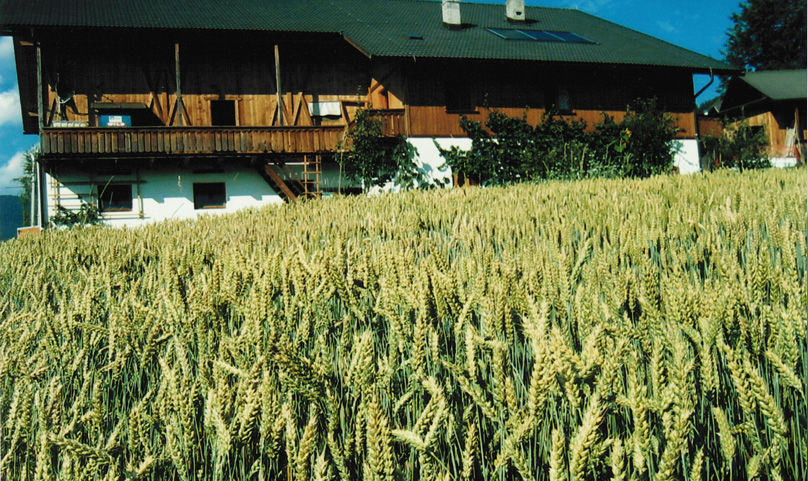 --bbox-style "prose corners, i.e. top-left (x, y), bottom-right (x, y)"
top-left (0, 169), bottom-right (805, 481)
